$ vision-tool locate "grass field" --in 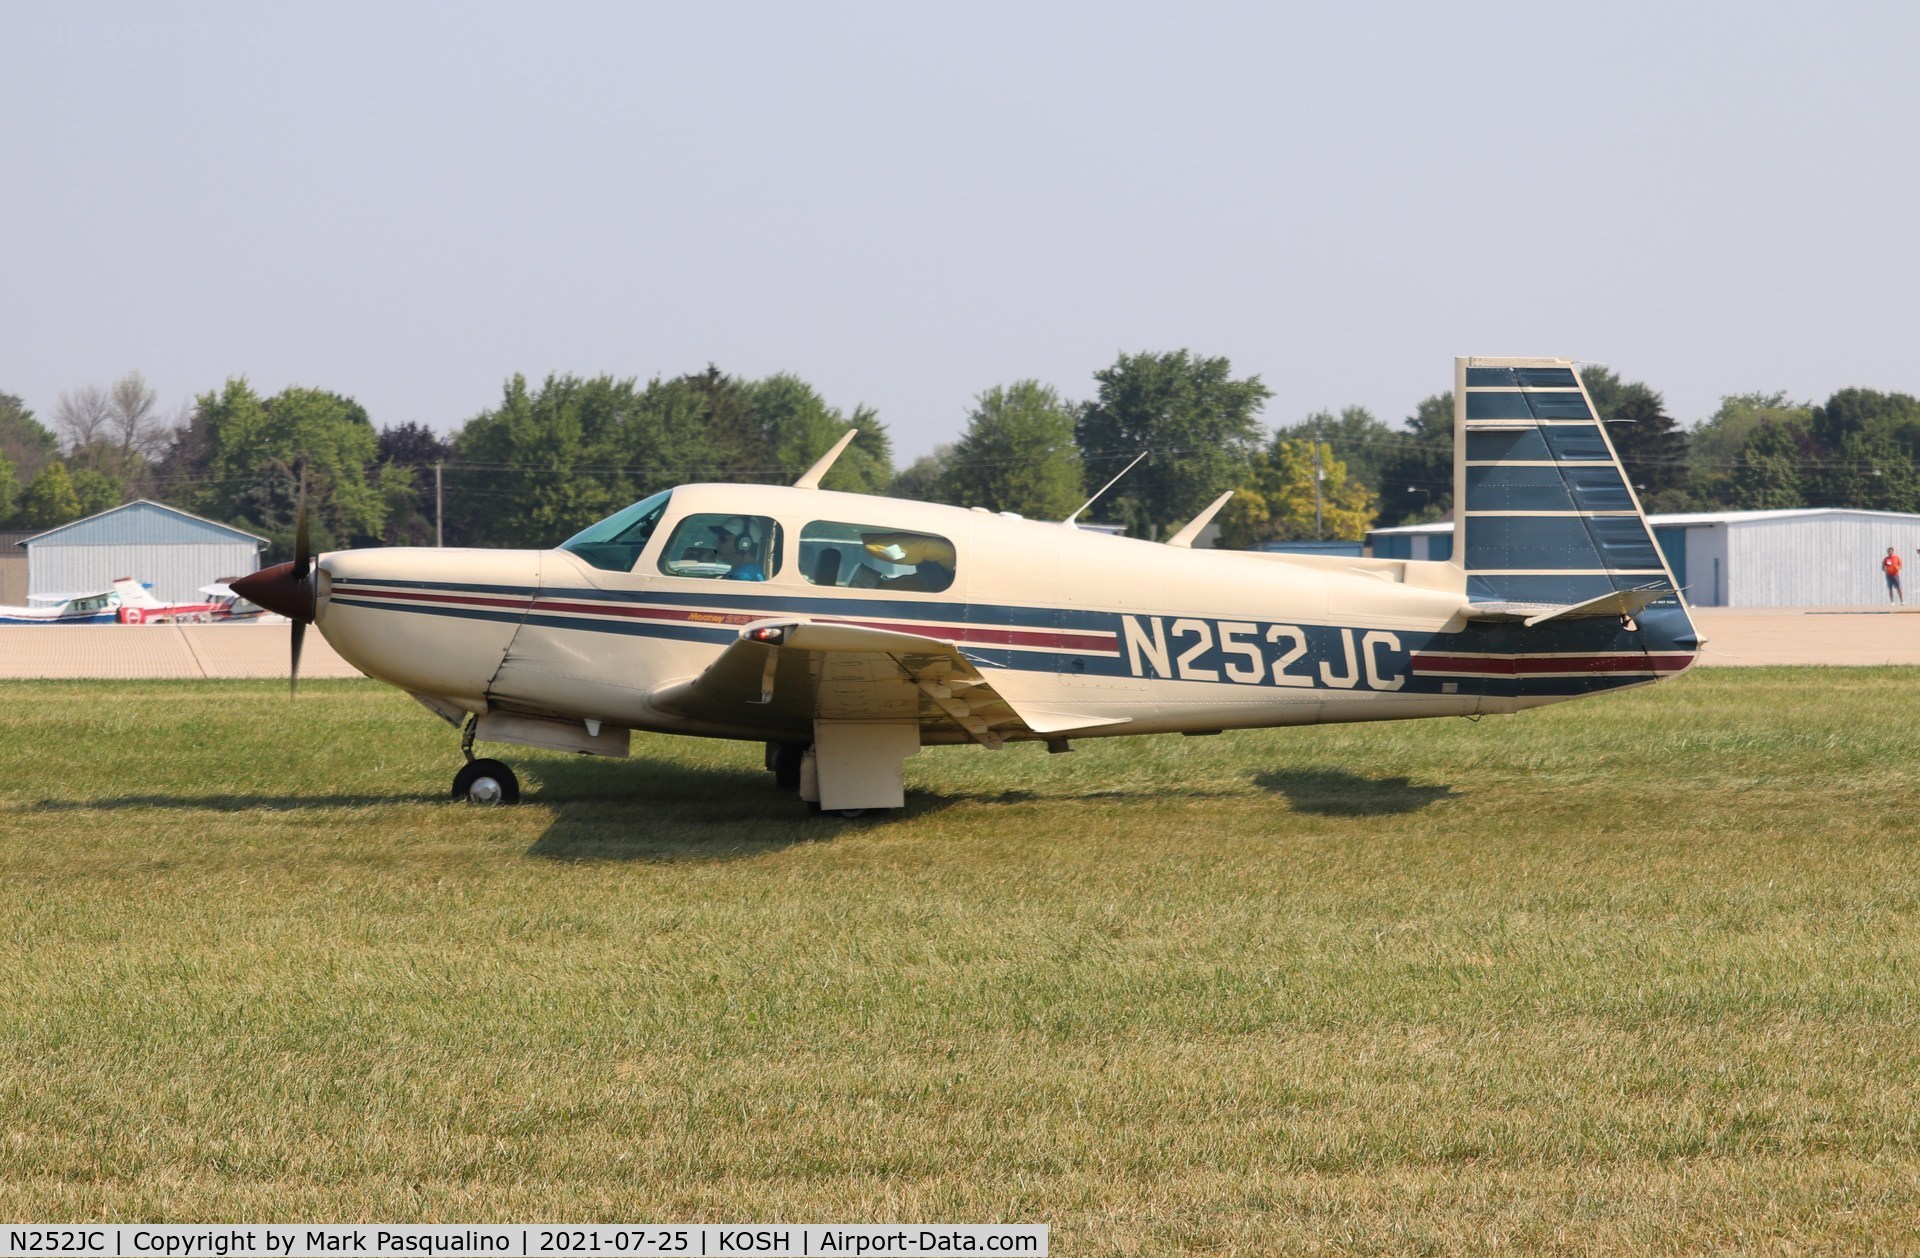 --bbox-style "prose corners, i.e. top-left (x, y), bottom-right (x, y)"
top-left (2, 670), bottom-right (1917, 1253)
